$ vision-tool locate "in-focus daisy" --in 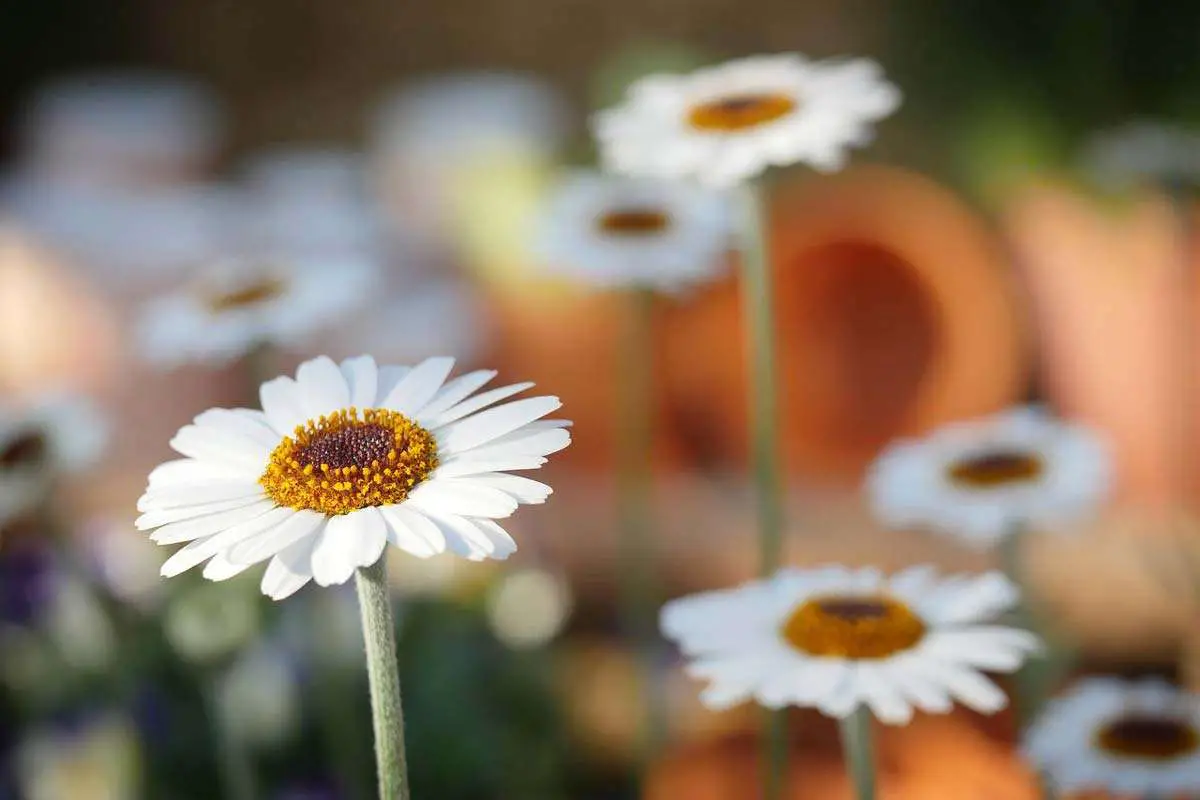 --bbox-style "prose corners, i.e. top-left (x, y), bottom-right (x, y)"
top-left (866, 407), bottom-right (1111, 547)
top-left (534, 170), bottom-right (731, 292)
top-left (135, 255), bottom-right (377, 368)
top-left (138, 355), bottom-right (570, 600)
top-left (1024, 677), bottom-right (1200, 796)
top-left (0, 392), bottom-right (109, 525)
top-left (660, 564), bottom-right (1040, 724)
top-left (1081, 120), bottom-right (1200, 189)
top-left (593, 53), bottom-right (901, 187)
